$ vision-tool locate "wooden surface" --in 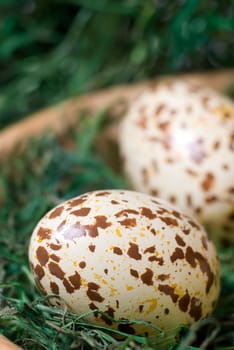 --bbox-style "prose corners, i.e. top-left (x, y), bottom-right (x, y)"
top-left (0, 69), bottom-right (233, 158)
top-left (0, 336), bottom-right (22, 350)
